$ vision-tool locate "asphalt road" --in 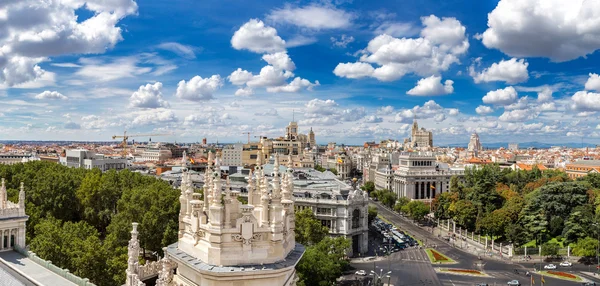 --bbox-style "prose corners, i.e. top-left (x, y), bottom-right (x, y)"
top-left (358, 201), bottom-right (600, 286)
